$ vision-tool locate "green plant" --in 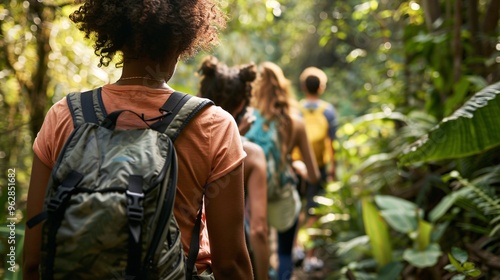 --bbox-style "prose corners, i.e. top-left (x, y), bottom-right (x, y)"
top-left (374, 195), bottom-right (443, 269)
top-left (399, 82), bottom-right (500, 166)
top-left (429, 170), bottom-right (500, 237)
top-left (361, 197), bottom-right (393, 268)
top-left (444, 247), bottom-right (482, 280)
